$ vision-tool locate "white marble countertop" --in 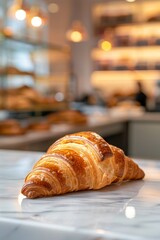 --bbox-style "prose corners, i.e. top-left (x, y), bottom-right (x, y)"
top-left (0, 150), bottom-right (160, 240)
